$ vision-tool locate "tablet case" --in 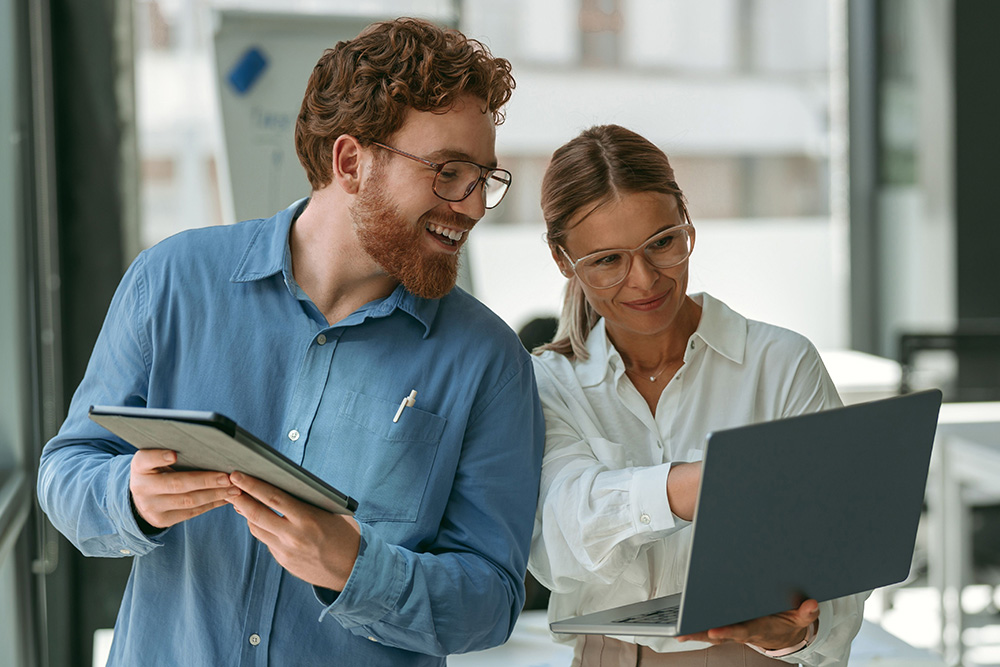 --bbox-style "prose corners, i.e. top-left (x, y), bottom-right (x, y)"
top-left (89, 405), bottom-right (357, 515)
